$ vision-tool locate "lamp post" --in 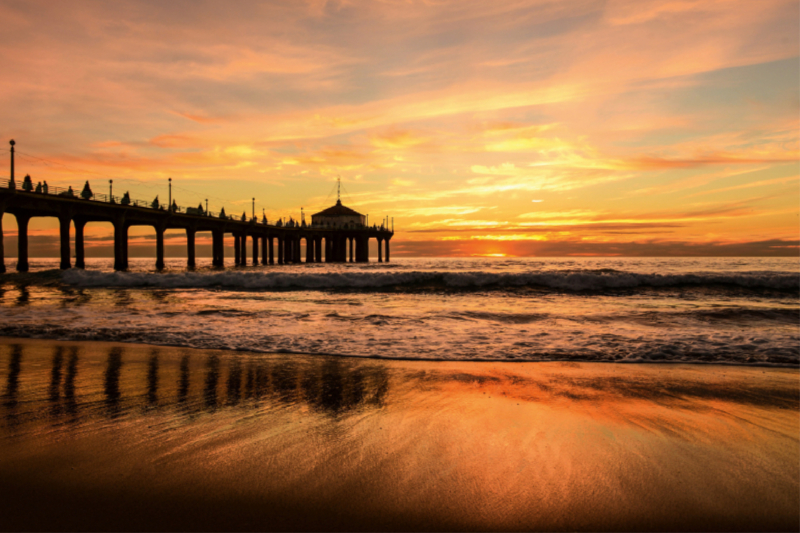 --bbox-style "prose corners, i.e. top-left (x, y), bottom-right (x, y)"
top-left (168, 177), bottom-right (172, 212)
top-left (252, 198), bottom-right (255, 220)
top-left (109, 180), bottom-right (113, 202)
top-left (9, 139), bottom-right (15, 189)
top-left (206, 199), bottom-right (208, 216)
